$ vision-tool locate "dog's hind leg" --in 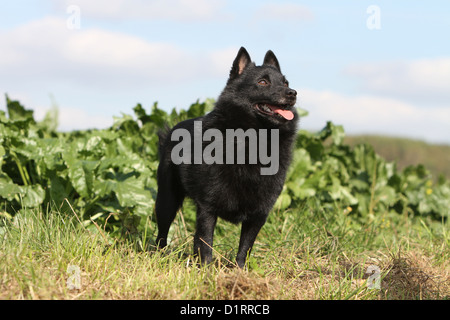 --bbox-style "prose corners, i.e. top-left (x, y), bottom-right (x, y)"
top-left (193, 207), bottom-right (217, 265)
top-left (155, 168), bottom-right (185, 249)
